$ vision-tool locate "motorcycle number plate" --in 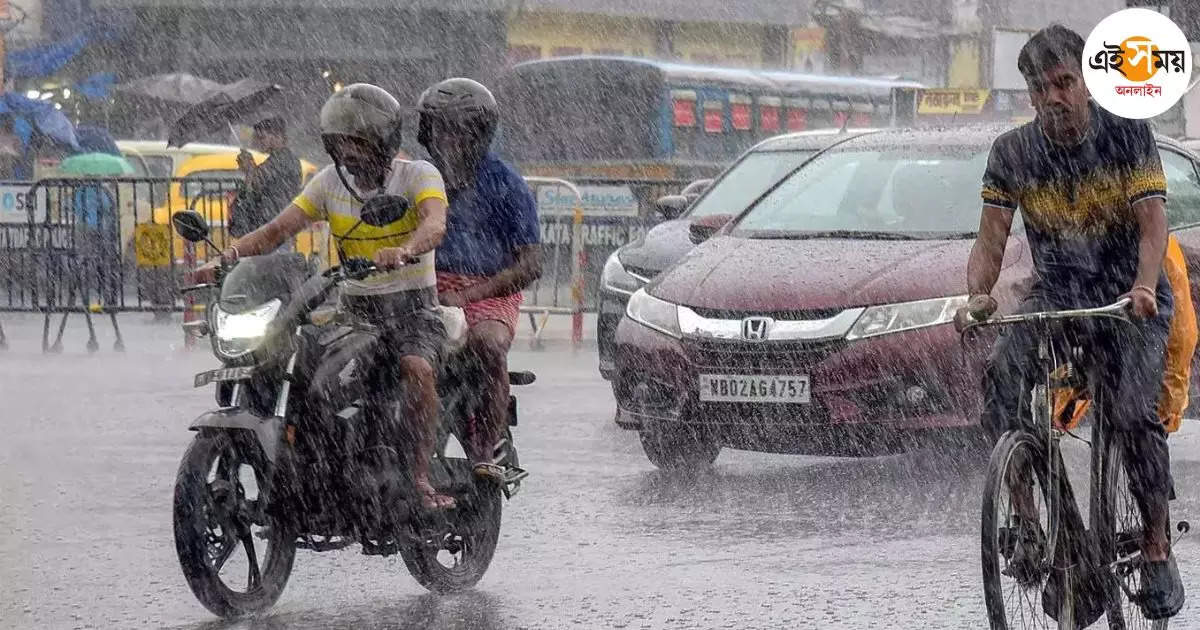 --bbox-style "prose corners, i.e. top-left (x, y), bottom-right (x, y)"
top-left (194, 366), bottom-right (255, 388)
